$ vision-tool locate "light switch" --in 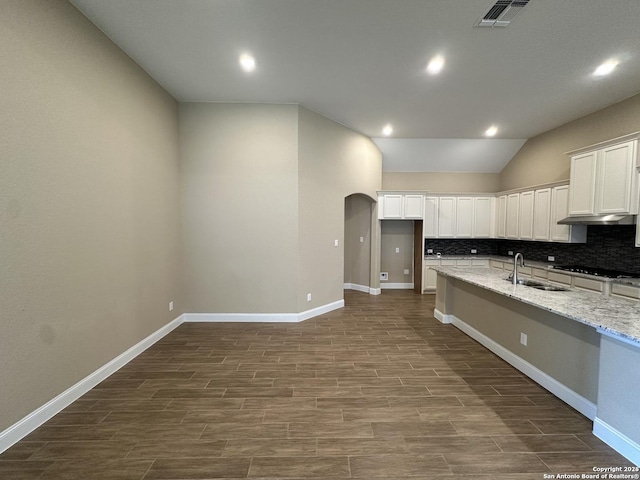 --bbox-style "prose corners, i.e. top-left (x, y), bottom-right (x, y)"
top-left (334, 239), bottom-right (339, 247)
top-left (359, 236), bottom-right (364, 243)
top-left (395, 247), bottom-right (400, 253)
